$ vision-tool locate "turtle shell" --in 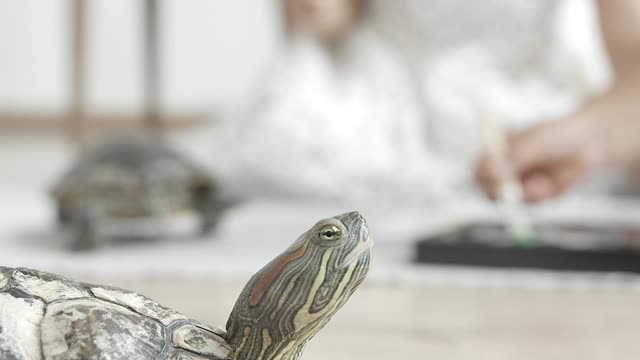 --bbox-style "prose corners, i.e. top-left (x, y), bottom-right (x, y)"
top-left (51, 132), bottom-right (214, 217)
top-left (0, 267), bottom-right (232, 360)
